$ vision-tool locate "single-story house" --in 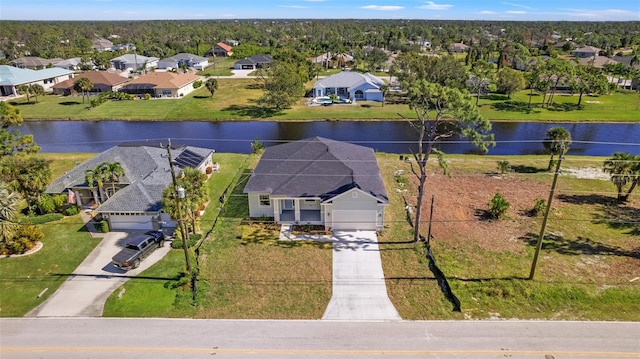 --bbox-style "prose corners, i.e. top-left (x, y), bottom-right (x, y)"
top-left (157, 53), bottom-right (209, 71)
top-left (312, 71), bottom-right (385, 102)
top-left (244, 137), bottom-right (388, 231)
top-left (0, 65), bottom-right (74, 97)
top-left (110, 54), bottom-right (159, 72)
top-left (233, 54), bottom-right (273, 70)
top-left (52, 71), bottom-right (130, 95)
top-left (579, 56), bottom-right (619, 68)
top-left (111, 43), bottom-right (137, 52)
top-left (46, 142), bottom-right (215, 231)
top-left (10, 56), bottom-right (64, 69)
top-left (53, 57), bottom-right (95, 71)
top-left (119, 72), bottom-right (200, 98)
top-left (312, 52), bottom-right (354, 69)
top-left (206, 42), bottom-right (233, 57)
top-left (449, 43), bottom-right (470, 53)
top-left (572, 46), bottom-right (600, 58)
top-left (92, 38), bottom-right (114, 52)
